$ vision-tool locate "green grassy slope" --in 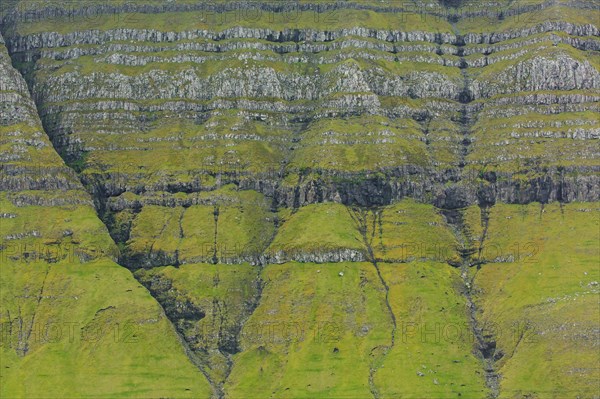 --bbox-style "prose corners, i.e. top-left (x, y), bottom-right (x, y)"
top-left (0, 1), bottom-right (598, 398)
top-left (464, 202), bottom-right (600, 398)
top-left (375, 262), bottom-right (486, 398)
top-left (0, 37), bottom-right (214, 398)
top-left (134, 263), bottom-right (260, 389)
